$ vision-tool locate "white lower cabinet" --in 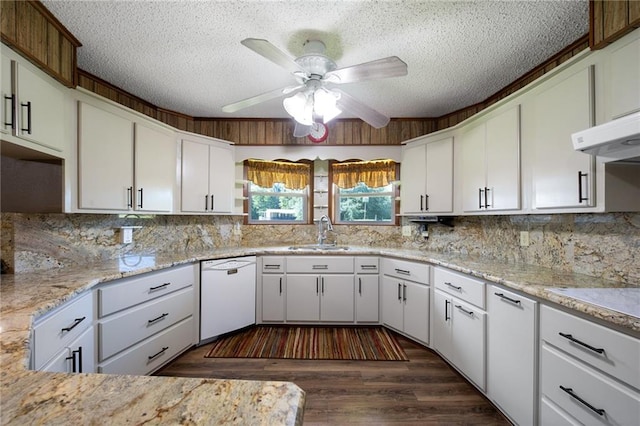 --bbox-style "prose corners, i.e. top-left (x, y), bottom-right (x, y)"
top-left (355, 257), bottom-right (379, 323)
top-left (381, 258), bottom-right (430, 344)
top-left (259, 256), bottom-right (286, 323)
top-left (539, 305), bottom-right (640, 425)
top-left (432, 267), bottom-right (486, 391)
top-left (286, 274), bottom-right (354, 322)
top-left (97, 264), bottom-right (197, 375)
top-left (487, 285), bottom-right (537, 426)
top-left (41, 326), bottom-right (95, 374)
top-left (32, 291), bottom-right (94, 372)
